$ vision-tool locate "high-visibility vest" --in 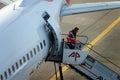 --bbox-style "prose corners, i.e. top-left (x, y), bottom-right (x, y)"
top-left (66, 32), bottom-right (76, 43)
